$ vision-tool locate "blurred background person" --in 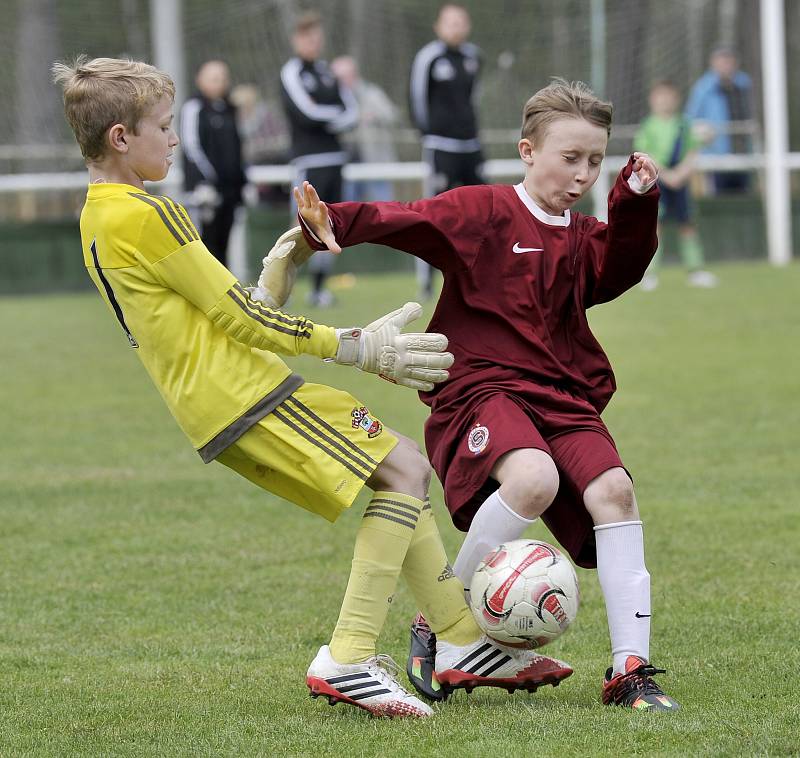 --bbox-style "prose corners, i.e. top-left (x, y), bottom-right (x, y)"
top-left (635, 80), bottom-right (718, 291)
top-left (180, 59), bottom-right (247, 266)
top-left (685, 46), bottom-right (753, 195)
top-left (230, 83), bottom-right (290, 206)
top-left (331, 55), bottom-right (399, 203)
top-left (280, 10), bottom-right (358, 307)
top-left (409, 3), bottom-right (483, 300)
top-left (230, 83), bottom-right (289, 167)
